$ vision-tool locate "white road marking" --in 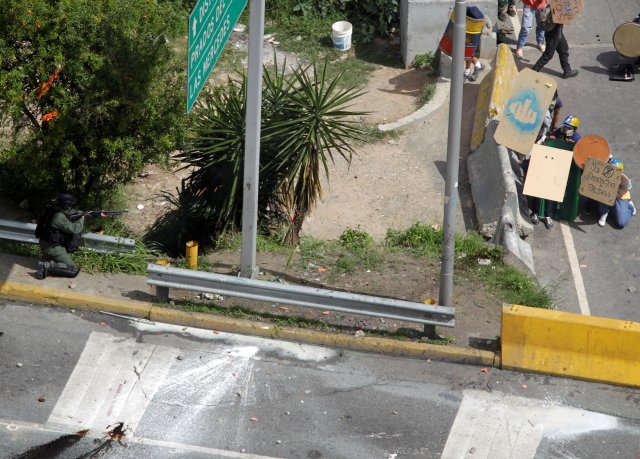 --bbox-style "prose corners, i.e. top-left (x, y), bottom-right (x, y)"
top-left (150, 345), bottom-right (260, 444)
top-left (48, 332), bottom-right (179, 432)
top-left (0, 418), bottom-right (281, 458)
top-left (441, 390), bottom-right (617, 459)
top-left (560, 222), bottom-right (591, 315)
top-left (132, 321), bottom-right (338, 362)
